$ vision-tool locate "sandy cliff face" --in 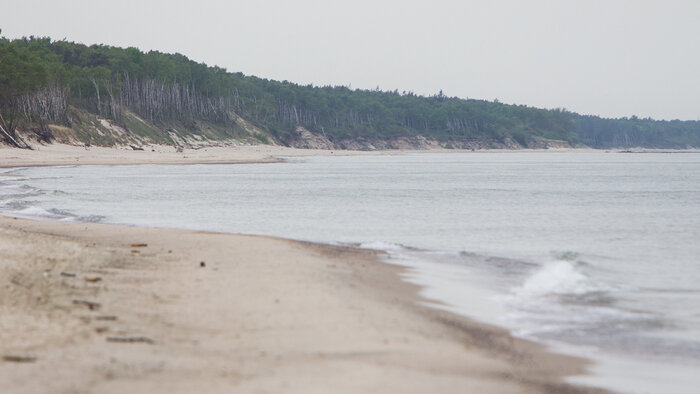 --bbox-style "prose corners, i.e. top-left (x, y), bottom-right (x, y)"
top-left (526, 136), bottom-right (574, 149)
top-left (288, 126), bottom-right (335, 149)
top-left (286, 127), bottom-right (573, 151)
top-left (5, 112), bottom-right (573, 151)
